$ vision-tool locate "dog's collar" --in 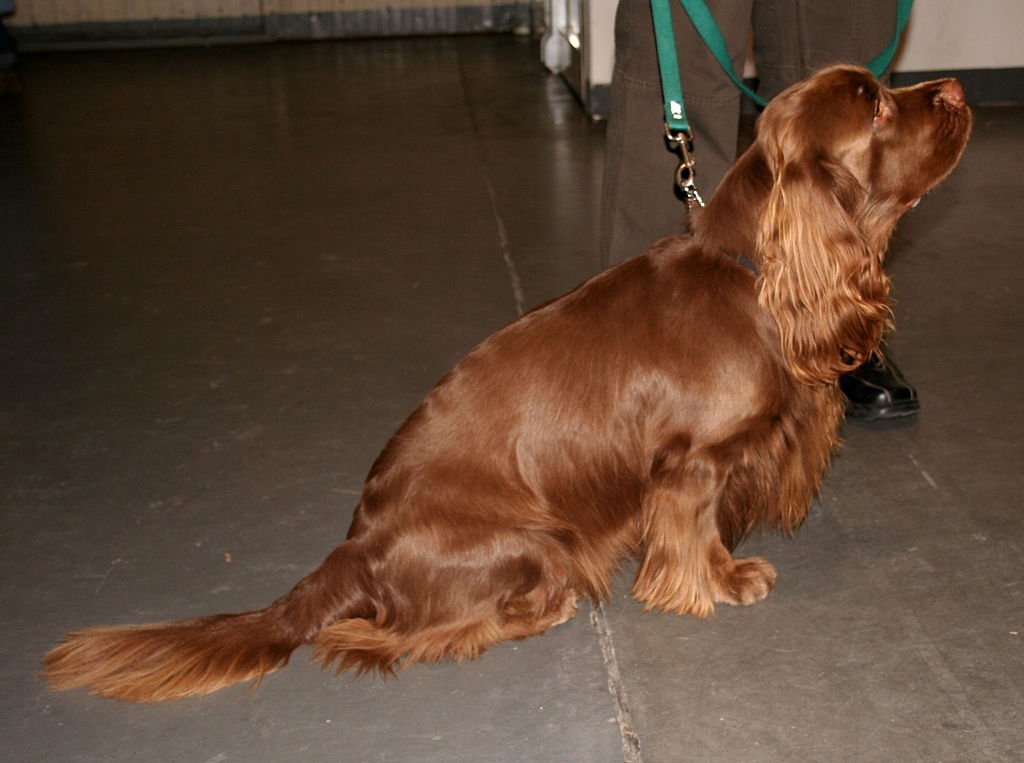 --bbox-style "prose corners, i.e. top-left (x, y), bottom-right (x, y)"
top-left (726, 251), bottom-right (760, 276)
